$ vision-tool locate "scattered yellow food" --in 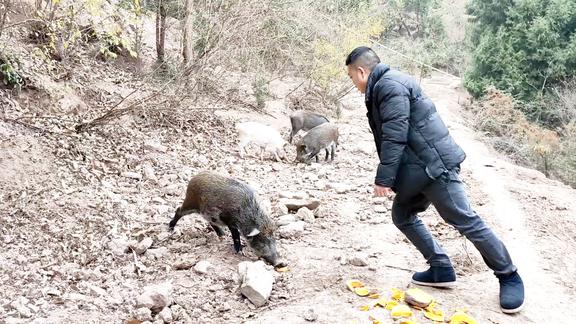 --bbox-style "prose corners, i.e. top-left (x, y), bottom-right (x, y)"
top-left (390, 304), bottom-right (413, 318)
top-left (368, 293), bottom-right (380, 299)
top-left (391, 288), bottom-right (405, 301)
top-left (369, 315), bottom-right (381, 324)
top-left (373, 298), bottom-right (387, 308)
top-left (449, 310), bottom-right (477, 324)
top-left (424, 305), bottom-right (445, 322)
top-left (275, 266), bottom-right (289, 272)
top-left (385, 300), bottom-right (399, 310)
top-left (346, 280), bottom-right (365, 291)
top-left (359, 305), bottom-right (370, 311)
top-left (404, 288), bottom-right (434, 308)
top-left (398, 319), bottom-right (418, 324)
top-left (354, 287), bottom-right (370, 296)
